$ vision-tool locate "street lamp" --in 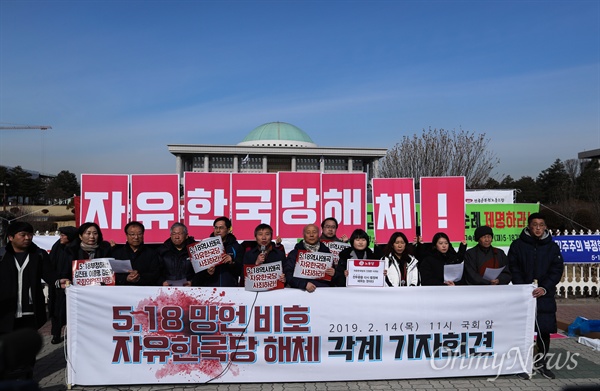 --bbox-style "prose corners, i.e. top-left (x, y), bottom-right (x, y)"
top-left (0, 182), bottom-right (9, 212)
